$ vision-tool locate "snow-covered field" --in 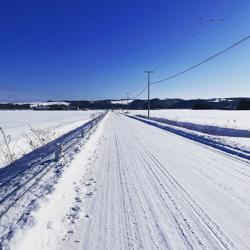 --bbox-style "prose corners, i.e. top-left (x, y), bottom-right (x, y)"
top-left (111, 100), bottom-right (133, 105)
top-left (29, 101), bottom-right (70, 107)
top-left (0, 110), bottom-right (103, 167)
top-left (129, 109), bottom-right (250, 130)
top-left (128, 109), bottom-right (250, 156)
